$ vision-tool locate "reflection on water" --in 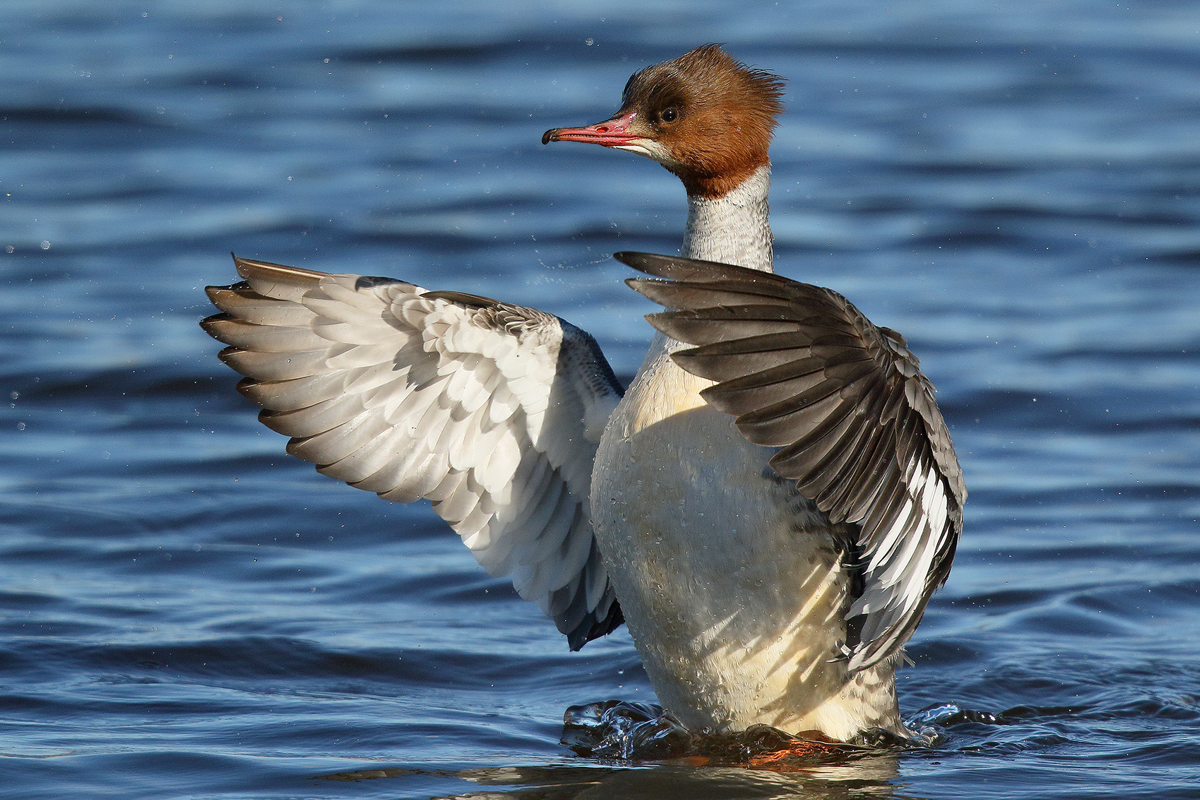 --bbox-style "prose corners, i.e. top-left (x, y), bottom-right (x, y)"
top-left (318, 756), bottom-right (903, 800)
